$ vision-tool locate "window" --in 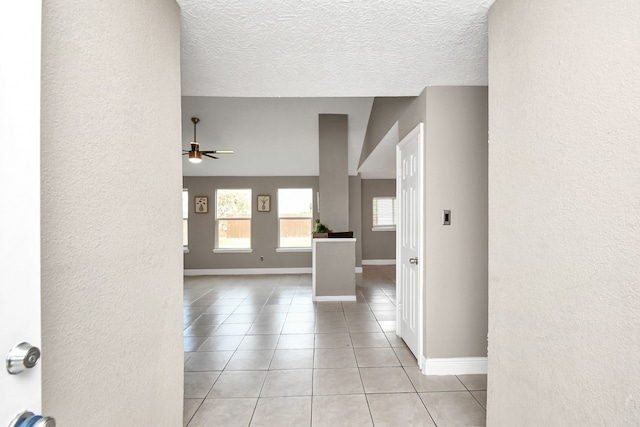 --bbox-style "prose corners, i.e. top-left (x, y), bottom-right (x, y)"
top-left (182, 189), bottom-right (189, 247)
top-left (372, 197), bottom-right (397, 231)
top-left (278, 188), bottom-right (313, 248)
top-left (216, 189), bottom-right (252, 250)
